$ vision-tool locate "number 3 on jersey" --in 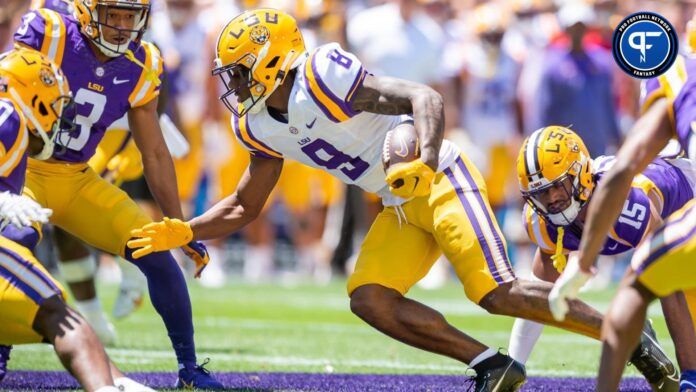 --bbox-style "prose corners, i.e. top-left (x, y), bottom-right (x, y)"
top-left (57, 88), bottom-right (106, 151)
